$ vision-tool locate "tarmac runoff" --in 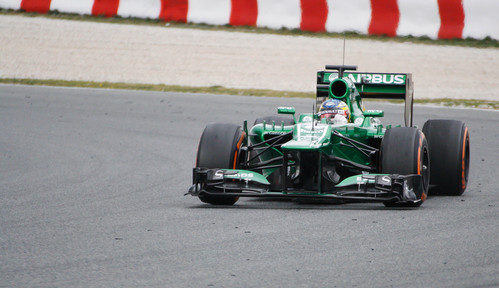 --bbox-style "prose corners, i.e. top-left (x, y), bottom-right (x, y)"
top-left (0, 84), bottom-right (498, 287)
